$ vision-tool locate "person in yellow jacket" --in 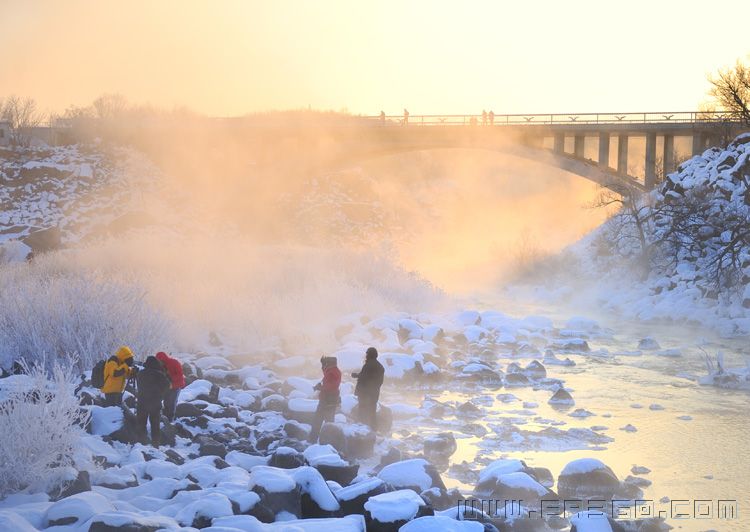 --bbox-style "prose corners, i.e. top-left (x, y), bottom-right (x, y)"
top-left (101, 346), bottom-right (136, 406)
